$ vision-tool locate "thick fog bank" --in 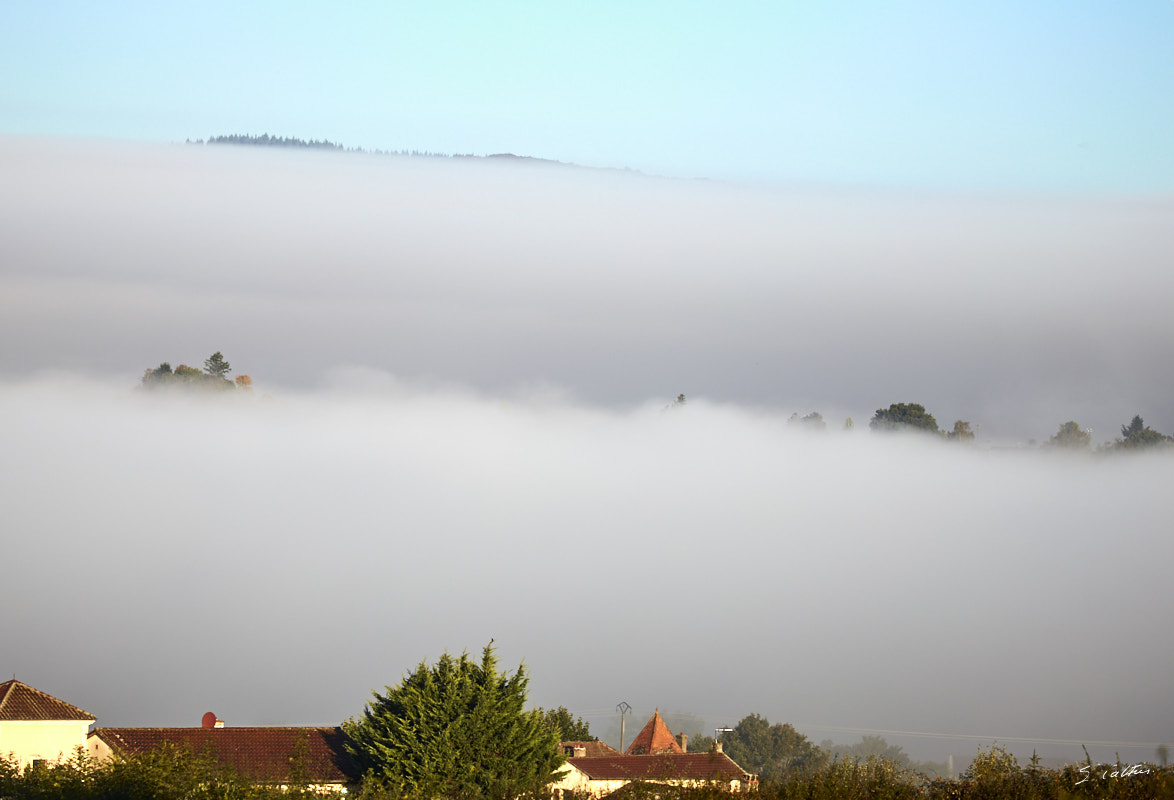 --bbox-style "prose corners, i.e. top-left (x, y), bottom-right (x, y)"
top-left (2, 136), bottom-right (1172, 444)
top-left (1, 376), bottom-right (1170, 766)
